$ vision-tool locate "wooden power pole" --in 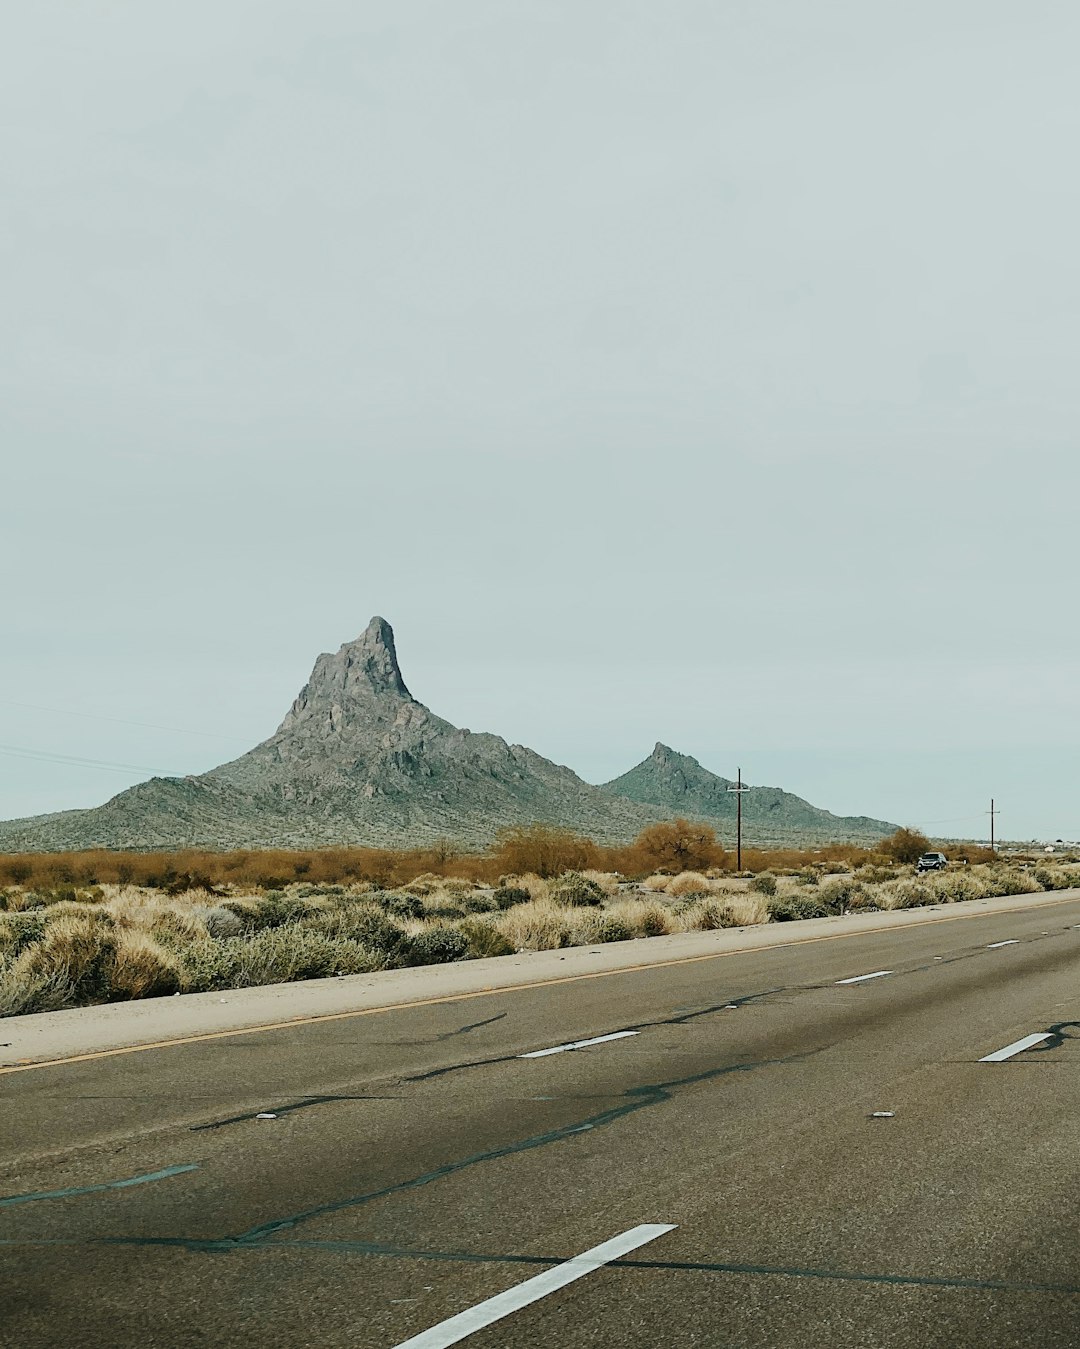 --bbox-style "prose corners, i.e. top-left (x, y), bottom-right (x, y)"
top-left (727, 768), bottom-right (751, 870)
